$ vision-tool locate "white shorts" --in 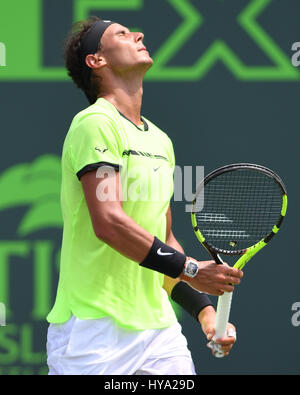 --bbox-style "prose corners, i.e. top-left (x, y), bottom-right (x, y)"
top-left (47, 316), bottom-right (196, 375)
